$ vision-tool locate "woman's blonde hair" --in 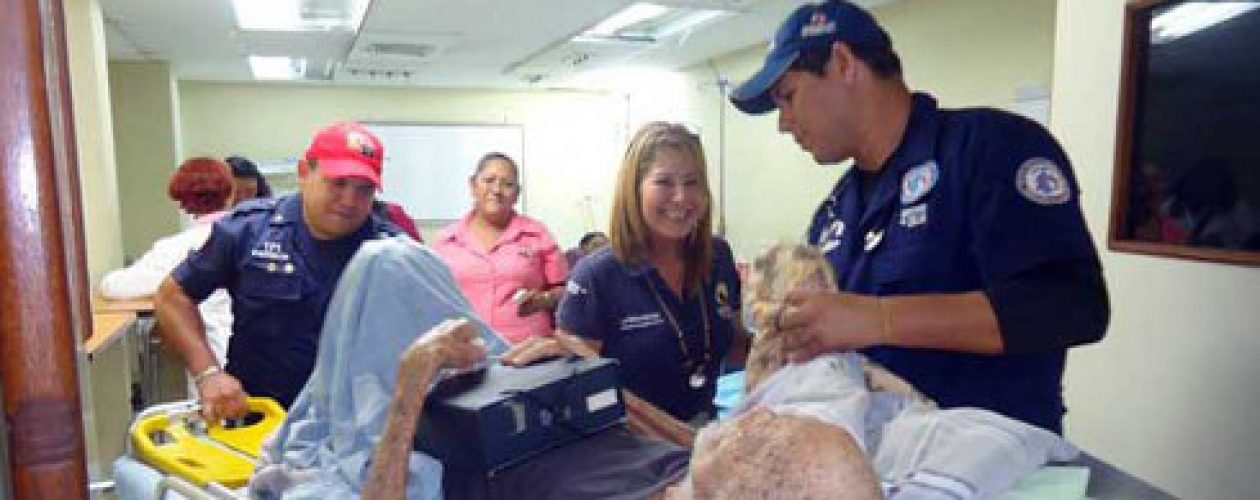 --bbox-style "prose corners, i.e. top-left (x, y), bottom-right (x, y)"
top-left (608, 122), bottom-right (714, 295)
